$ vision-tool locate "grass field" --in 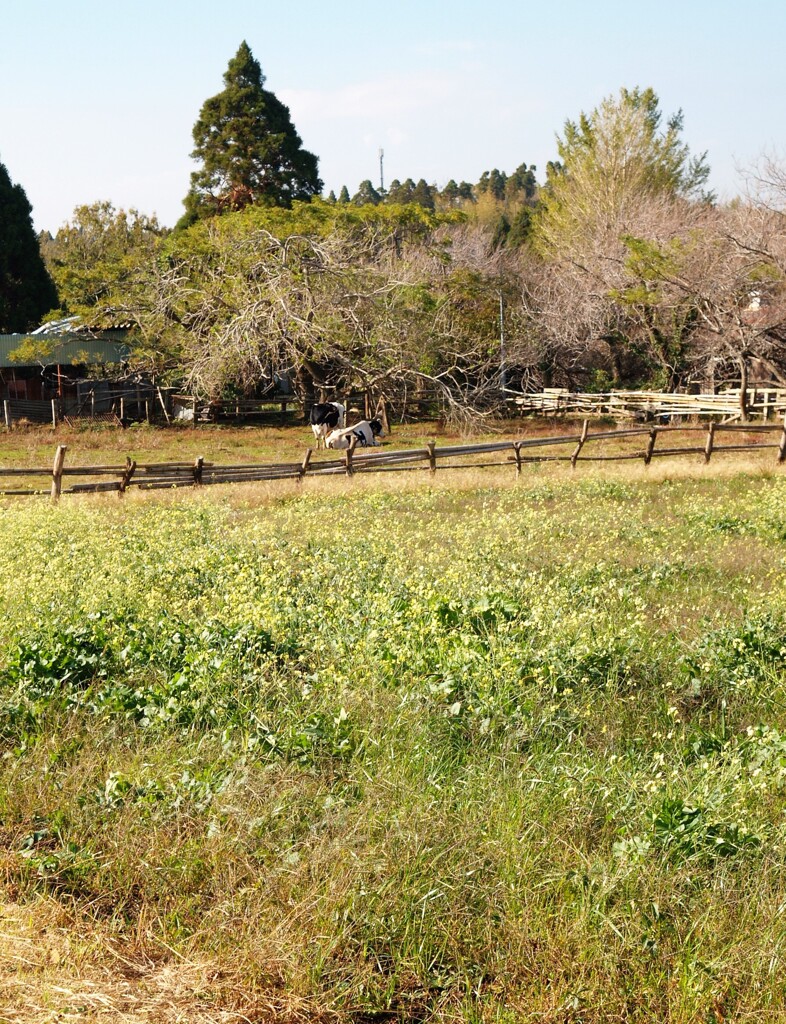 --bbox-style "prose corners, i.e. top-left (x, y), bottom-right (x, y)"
top-left (2, 422), bottom-right (786, 1022)
top-left (0, 418), bottom-right (484, 467)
